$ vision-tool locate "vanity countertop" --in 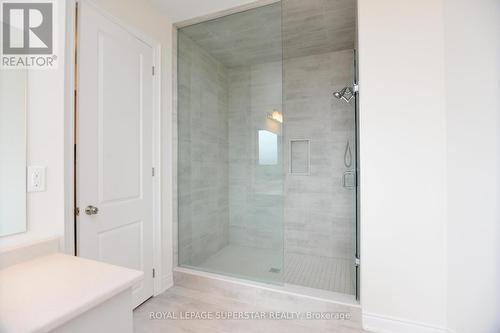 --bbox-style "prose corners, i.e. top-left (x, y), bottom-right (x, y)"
top-left (0, 253), bottom-right (143, 333)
